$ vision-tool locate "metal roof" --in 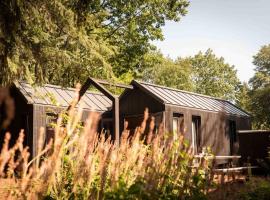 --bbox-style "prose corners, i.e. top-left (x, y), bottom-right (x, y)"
top-left (238, 130), bottom-right (270, 133)
top-left (15, 82), bottom-right (112, 112)
top-left (132, 80), bottom-right (250, 117)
